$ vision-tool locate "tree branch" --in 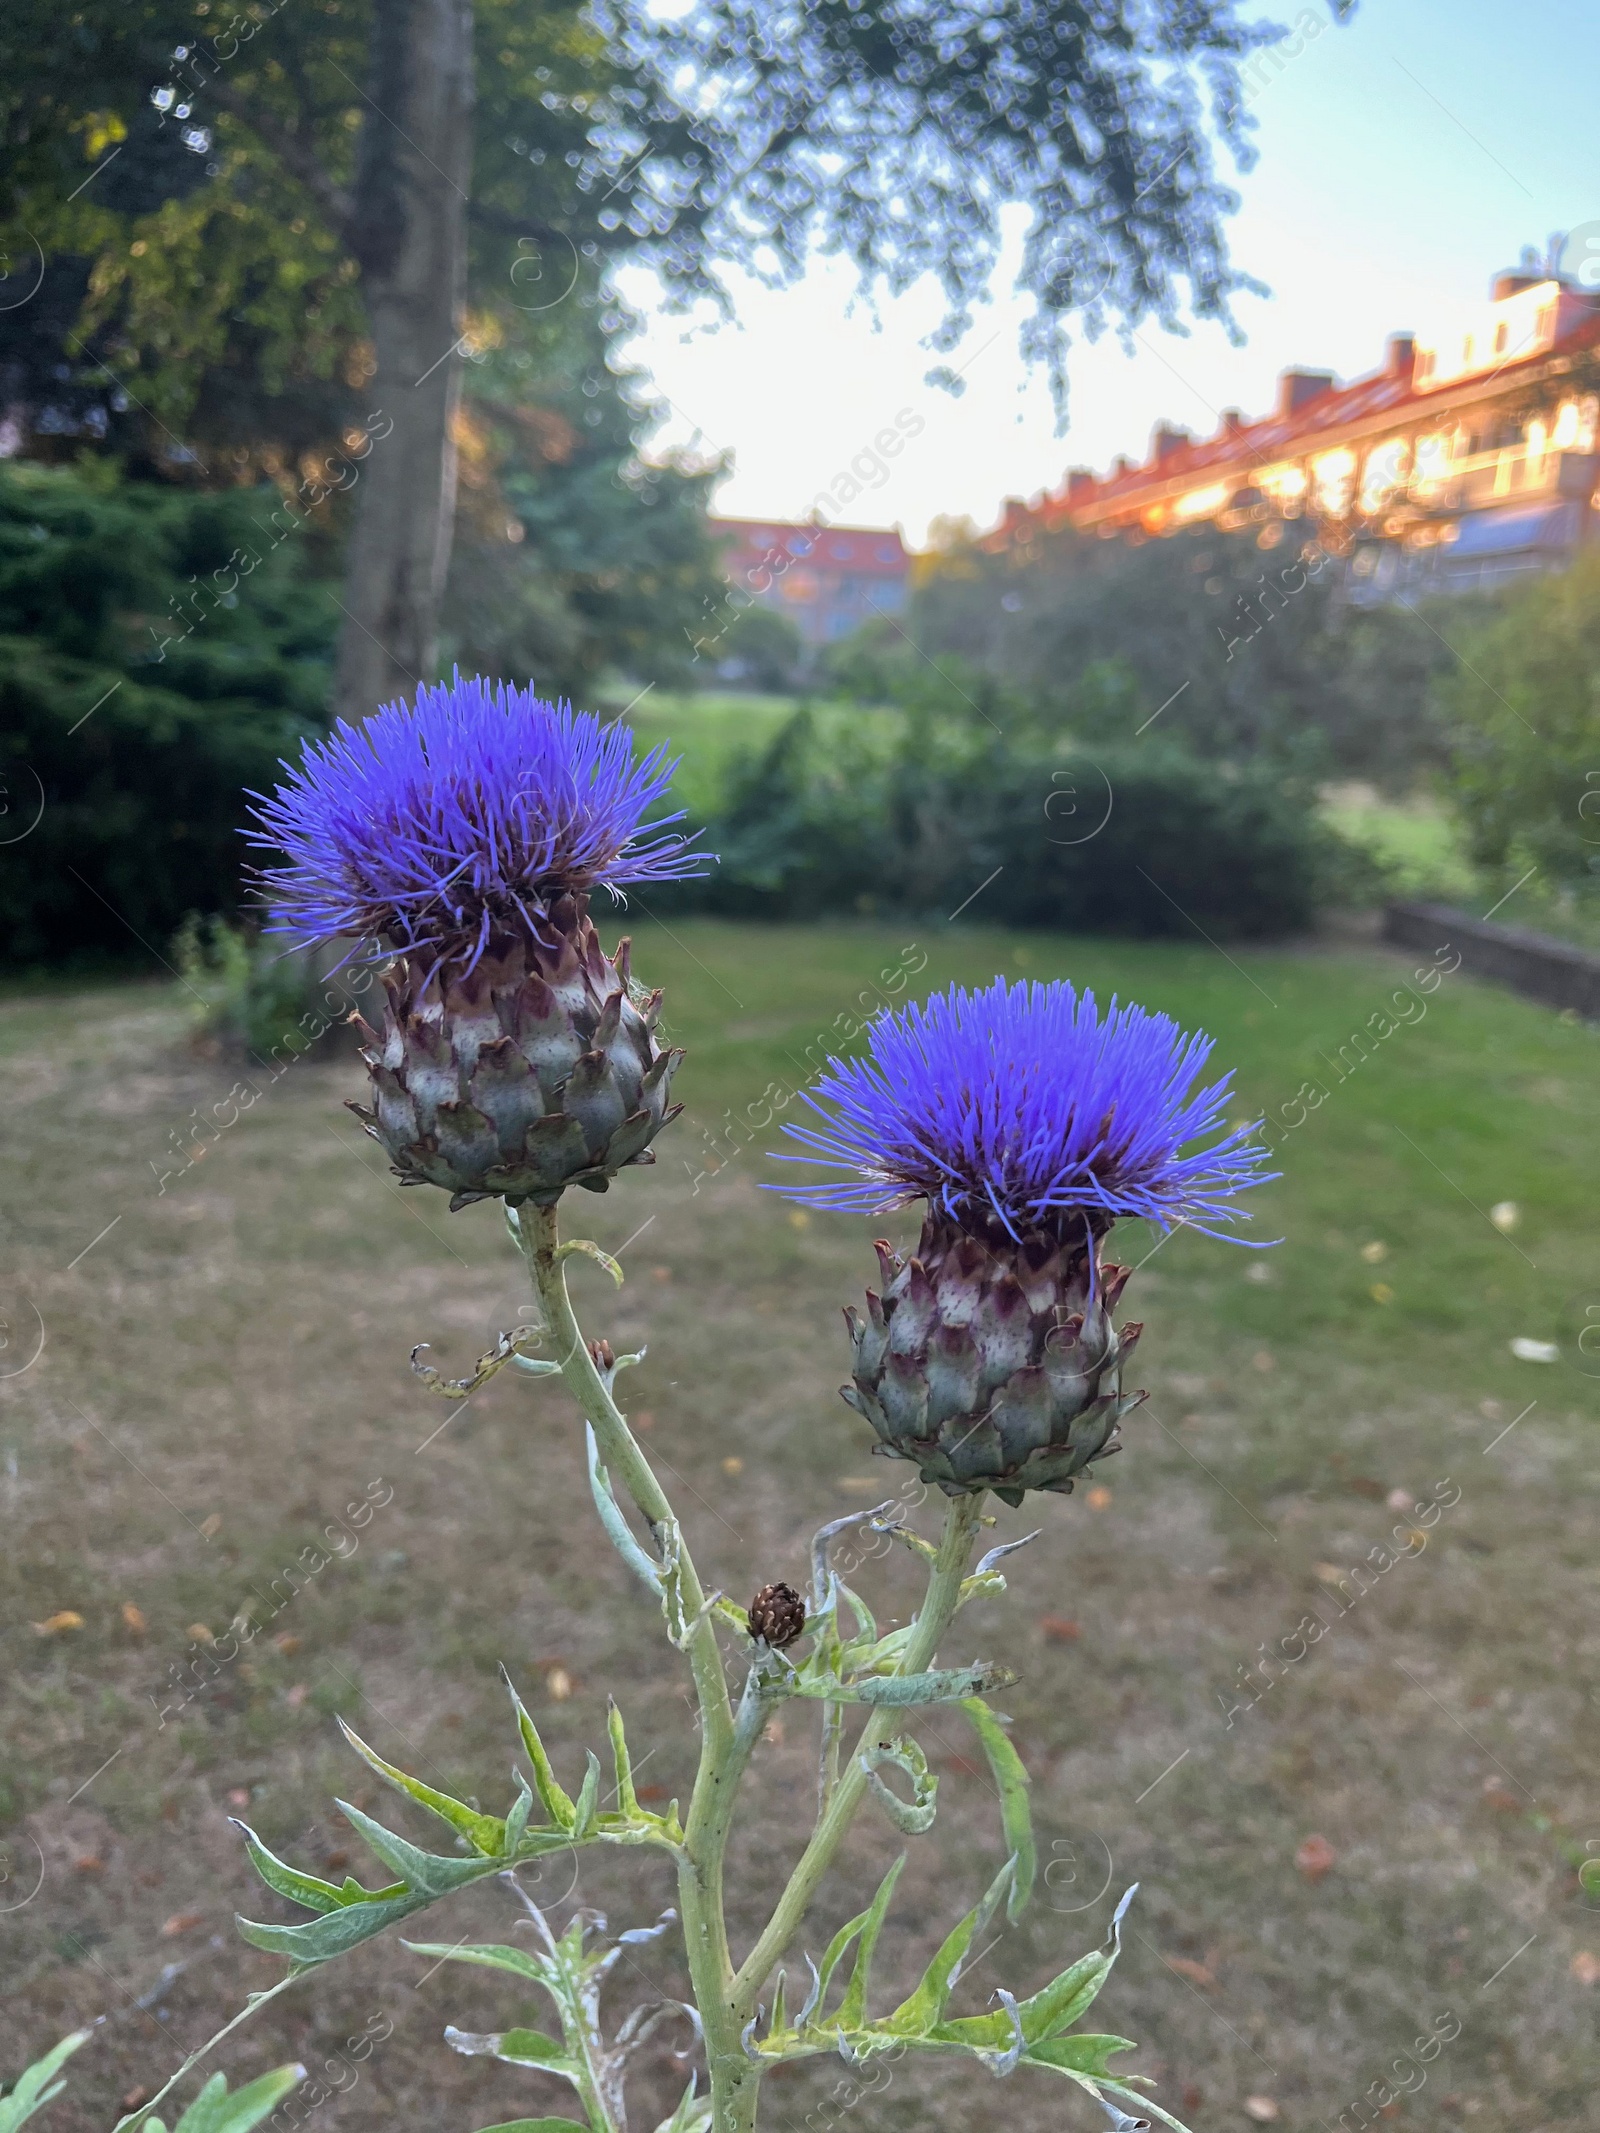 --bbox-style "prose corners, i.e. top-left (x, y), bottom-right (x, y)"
top-left (203, 74), bottom-right (356, 241)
